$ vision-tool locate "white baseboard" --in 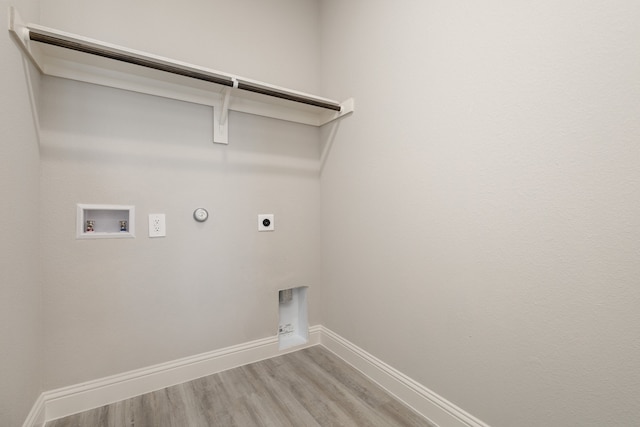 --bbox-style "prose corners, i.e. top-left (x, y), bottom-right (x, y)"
top-left (37, 327), bottom-right (321, 424)
top-left (21, 393), bottom-right (45, 427)
top-left (24, 325), bottom-right (488, 427)
top-left (319, 326), bottom-right (490, 427)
